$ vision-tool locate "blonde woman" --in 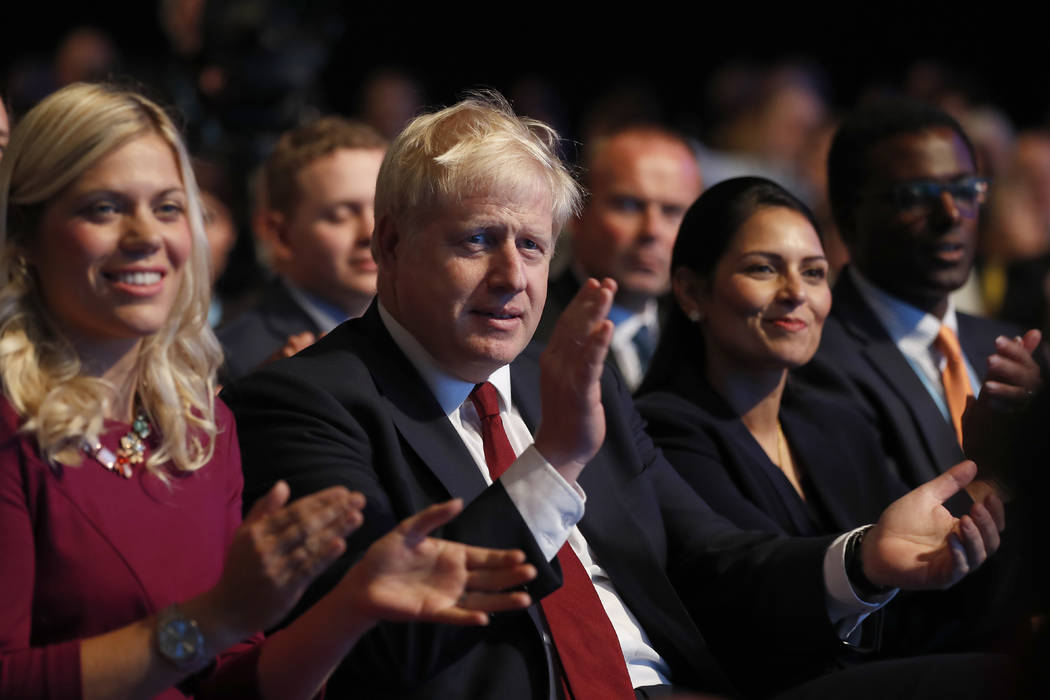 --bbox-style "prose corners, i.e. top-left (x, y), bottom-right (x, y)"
top-left (0, 83), bottom-right (534, 700)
